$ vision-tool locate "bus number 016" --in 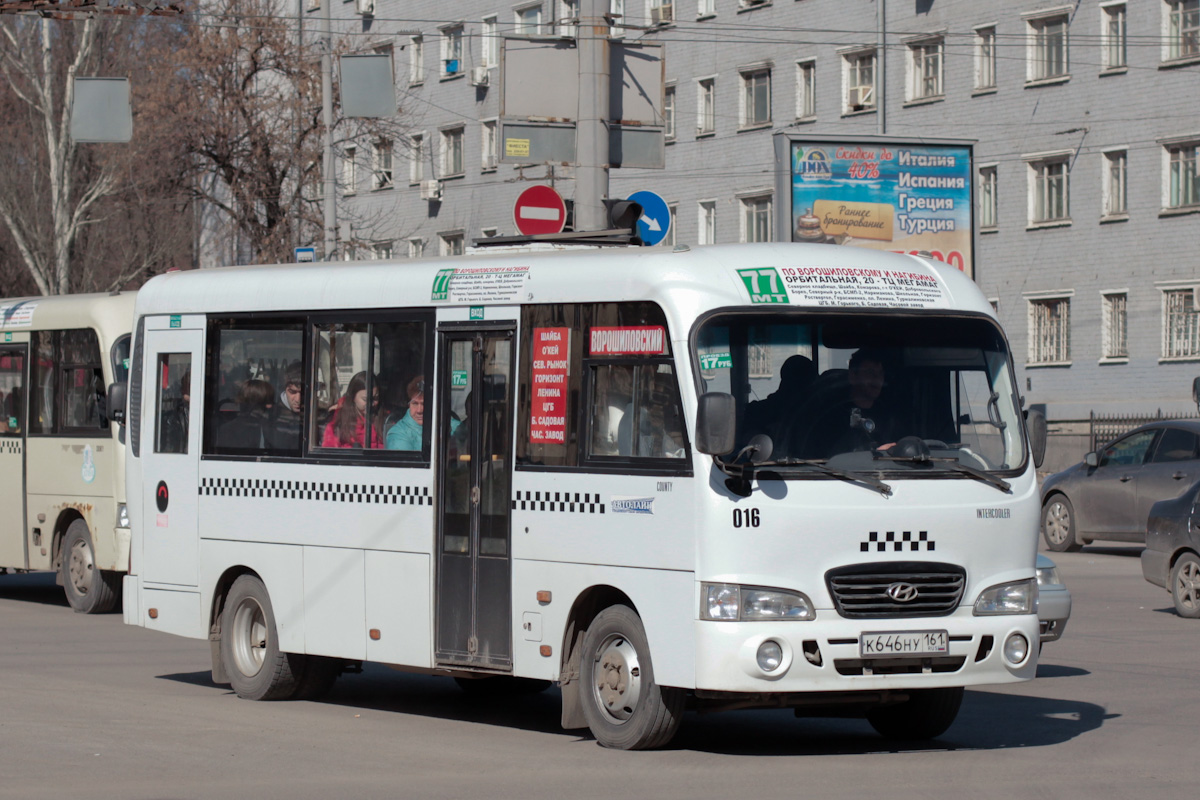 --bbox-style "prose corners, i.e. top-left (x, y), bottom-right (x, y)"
top-left (732, 508), bottom-right (761, 528)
